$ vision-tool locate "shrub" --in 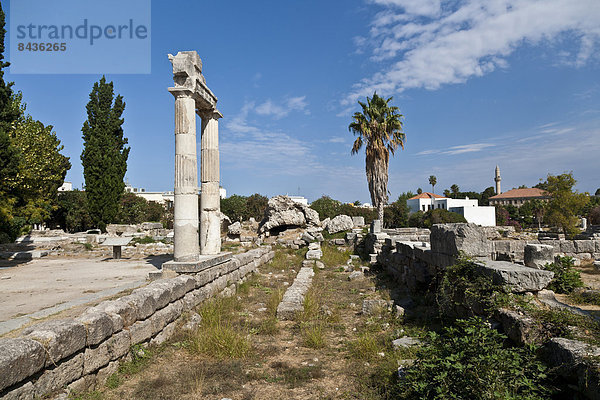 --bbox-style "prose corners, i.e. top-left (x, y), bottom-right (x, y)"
top-left (310, 195), bottom-right (341, 220)
top-left (544, 256), bottom-right (583, 294)
top-left (589, 205), bottom-right (600, 225)
top-left (399, 317), bottom-right (550, 399)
